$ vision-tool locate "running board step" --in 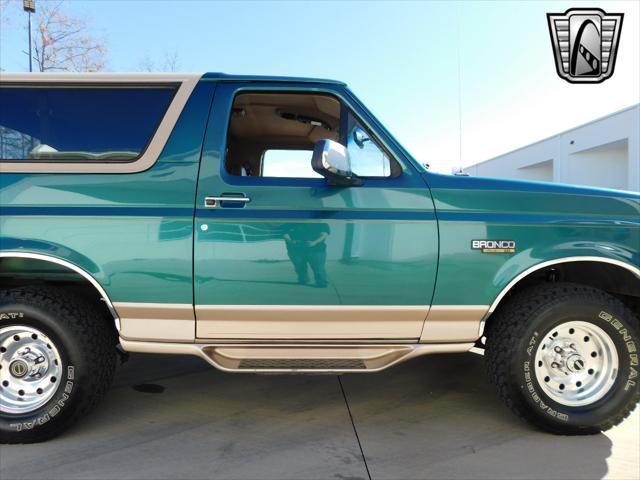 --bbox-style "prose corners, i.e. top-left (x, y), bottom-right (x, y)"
top-left (206, 345), bottom-right (411, 372)
top-left (238, 358), bottom-right (366, 370)
top-left (120, 340), bottom-right (476, 373)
